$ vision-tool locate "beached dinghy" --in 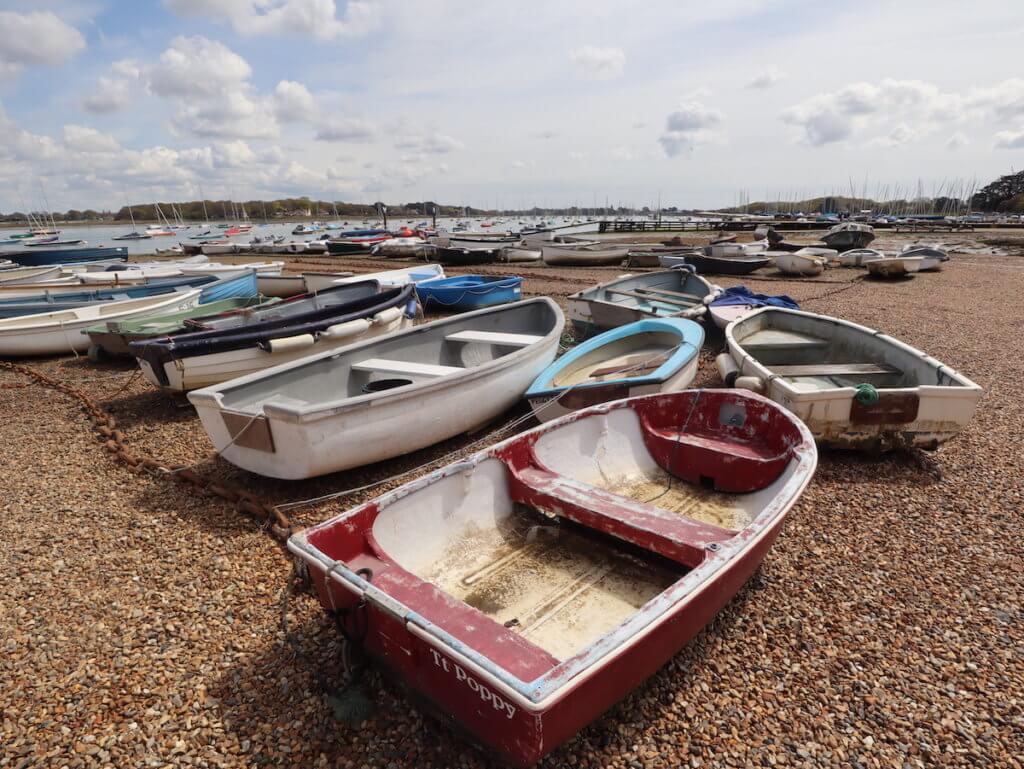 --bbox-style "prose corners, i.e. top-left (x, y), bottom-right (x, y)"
top-left (865, 257), bottom-right (924, 278)
top-left (287, 388), bottom-right (816, 766)
top-left (0, 290), bottom-right (202, 356)
top-left (716, 307), bottom-right (982, 450)
top-left (436, 245), bottom-right (502, 266)
top-left (660, 252), bottom-right (770, 275)
top-left (78, 265), bottom-right (183, 284)
top-left (416, 275), bottom-right (523, 311)
top-left (498, 246), bottom-right (542, 263)
top-left (542, 243), bottom-right (632, 266)
top-left (774, 250), bottom-right (828, 276)
top-left (837, 248), bottom-right (885, 267)
top-left (708, 287), bottom-right (799, 330)
top-left (371, 237), bottom-right (431, 259)
top-left (304, 264), bottom-right (445, 292)
top-left (256, 271), bottom-right (351, 298)
top-left (188, 298), bottom-right (564, 478)
top-left (85, 296), bottom-right (273, 360)
top-left (821, 222), bottom-right (875, 251)
top-left (133, 282), bottom-right (414, 392)
top-left (0, 266), bottom-right (63, 285)
top-left (568, 269), bottom-right (720, 335)
top-left (526, 318), bottom-right (704, 421)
